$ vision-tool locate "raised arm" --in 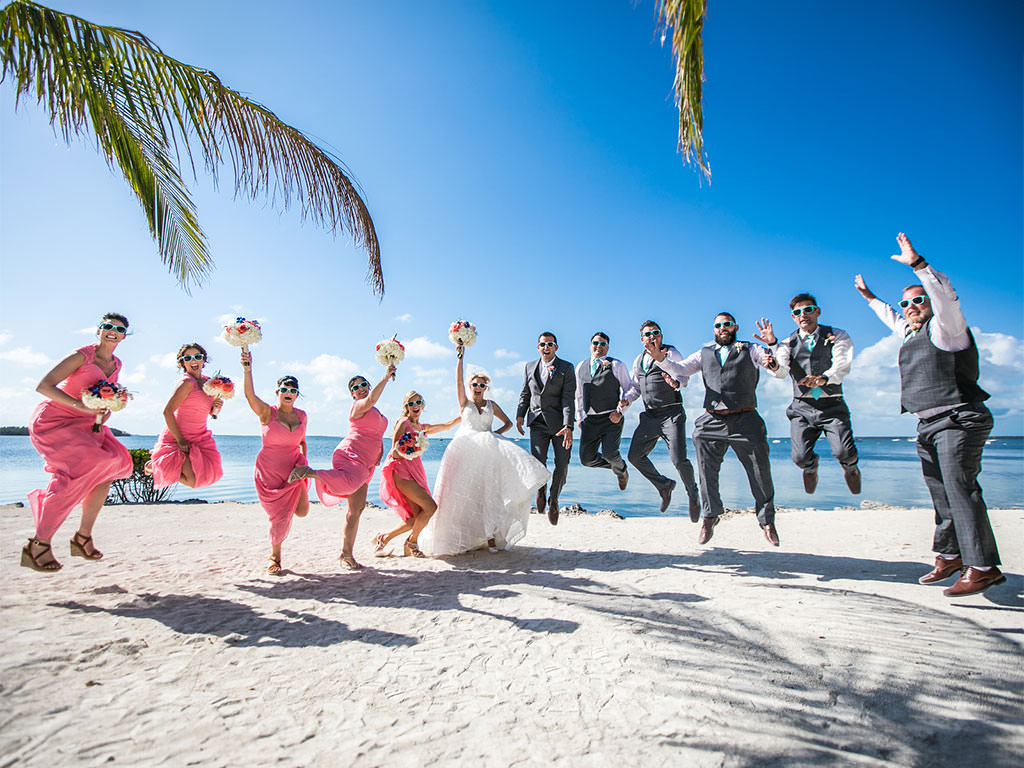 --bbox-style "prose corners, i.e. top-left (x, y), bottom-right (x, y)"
top-left (352, 365), bottom-right (395, 419)
top-left (891, 232), bottom-right (969, 348)
top-left (455, 342), bottom-right (468, 409)
top-left (240, 349), bottom-right (272, 424)
top-left (491, 401), bottom-right (513, 435)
